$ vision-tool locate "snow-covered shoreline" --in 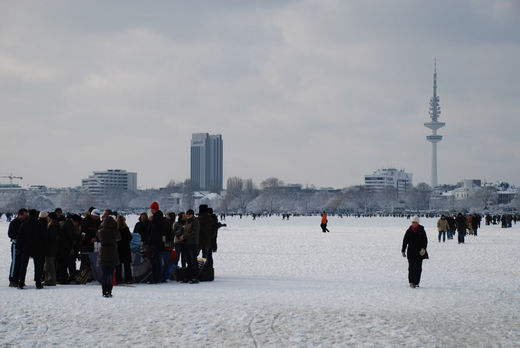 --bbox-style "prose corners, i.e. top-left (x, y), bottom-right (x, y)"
top-left (1, 216), bottom-right (519, 347)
